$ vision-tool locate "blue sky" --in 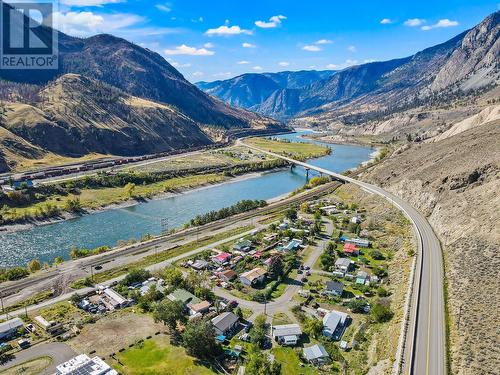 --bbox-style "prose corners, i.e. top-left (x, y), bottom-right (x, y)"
top-left (38, 0), bottom-right (500, 81)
